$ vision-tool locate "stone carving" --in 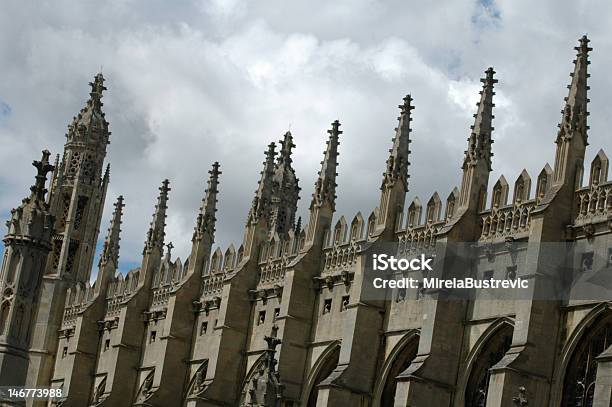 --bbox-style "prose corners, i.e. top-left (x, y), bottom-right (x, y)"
top-left (512, 386), bottom-right (528, 407)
